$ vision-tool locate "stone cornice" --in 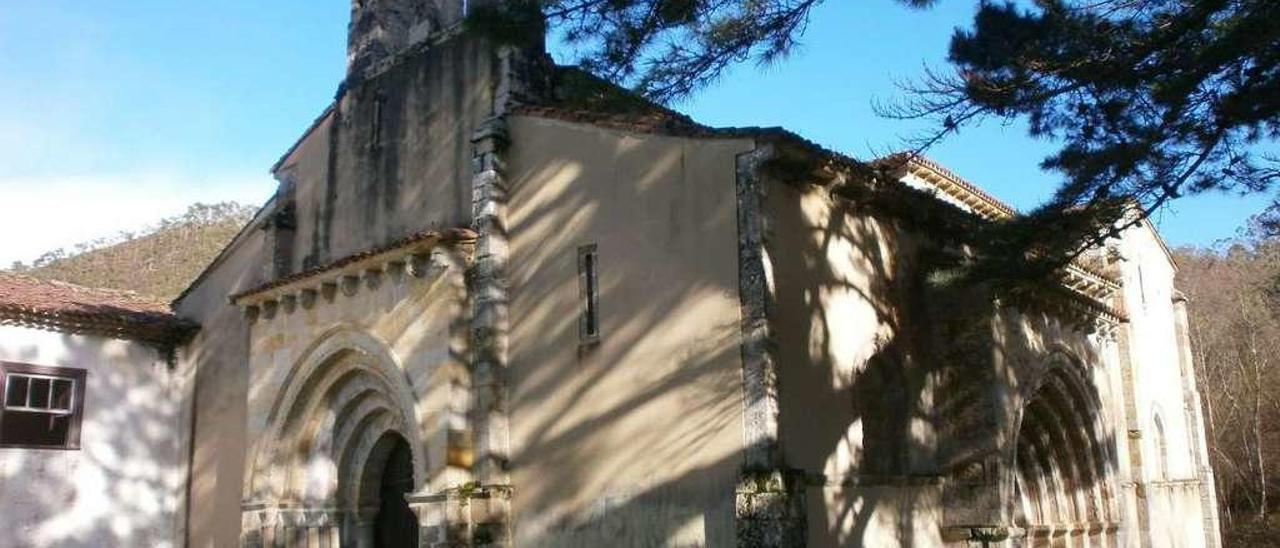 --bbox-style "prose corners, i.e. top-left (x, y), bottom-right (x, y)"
top-left (894, 154), bottom-right (1018, 221)
top-left (230, 228), bottom-right (476, 312)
